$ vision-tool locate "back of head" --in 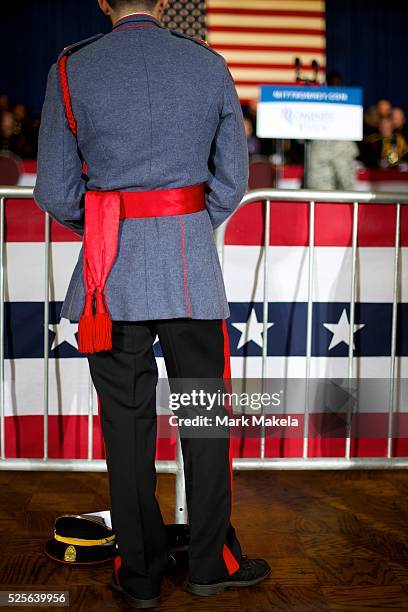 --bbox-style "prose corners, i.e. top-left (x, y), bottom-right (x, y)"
top-left (377, 99), bottom-right (392, 119)
top-left (391, 107), bottom-right (406, 129)
top-left (379, 116), bottom-right (393, 138)
top-left (326, 70), bottom-right (343, 87)
top-left (99, 0), bottom-right (168, 23)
